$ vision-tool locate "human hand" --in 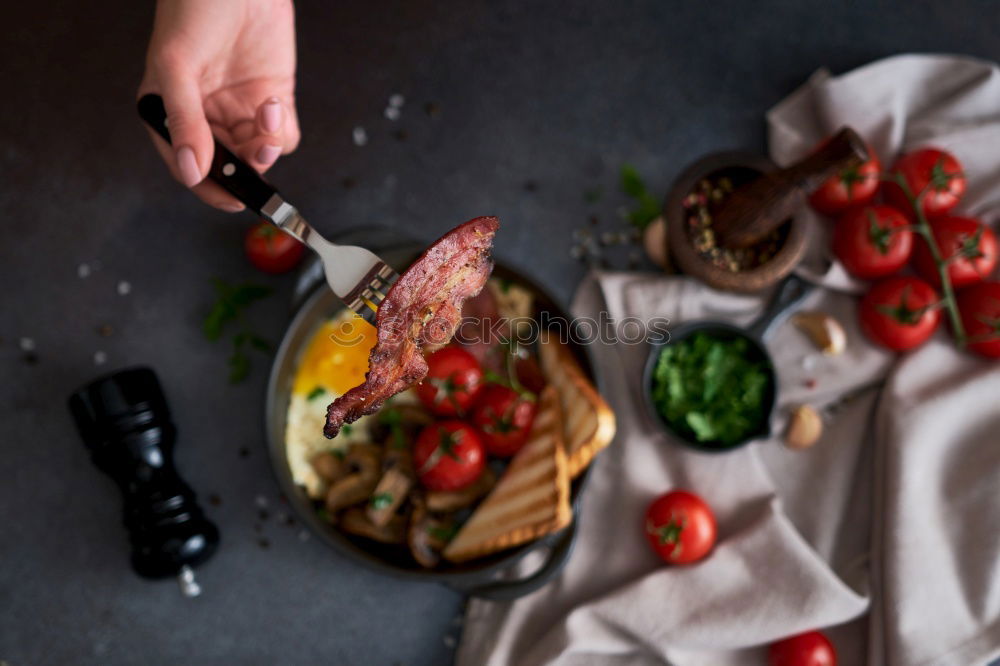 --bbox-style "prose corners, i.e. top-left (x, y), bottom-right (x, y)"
top-left (138, 0), bottom-right (299, 212)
